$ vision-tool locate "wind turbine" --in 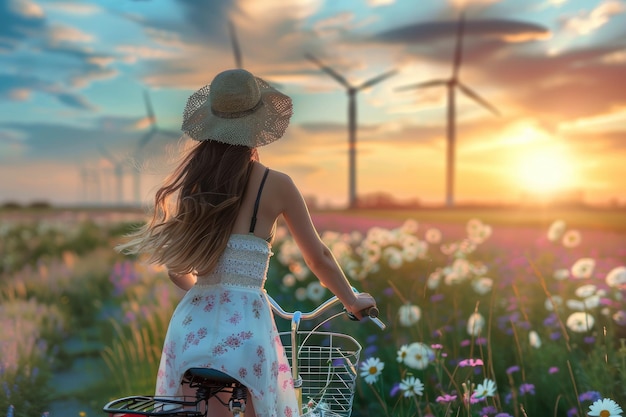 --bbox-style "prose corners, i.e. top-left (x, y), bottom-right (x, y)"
top-left (131, 90), bottom-right (180, 205)
top-left (396, 13), bottom-right (500, 207)
top-left (305, 53), bottom-right (397, 209)
top-left (78, 165), bottom-right (101, 205)
top-left (98, 145), bottom-right (126, 206)
top-left (131, 91), bottom-right (157, 205)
